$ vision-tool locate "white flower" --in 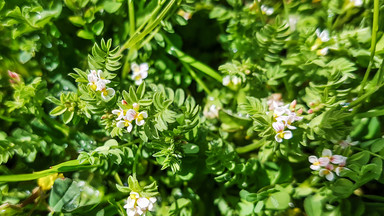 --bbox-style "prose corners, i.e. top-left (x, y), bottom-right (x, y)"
top-left (112, 108), bottom-right (125, 120)
top-left (308, 156), bottom-right (330, 170)
top-left (222, 75), bottom-right (241, 87)
top-left (116, 117), bottom-right (133, 132)
top-left (124, 192), bottom-right (156, 216)
top-left (87, 69), bottom-right (115, 100)
top-left (321, 149), bottom-right (346, 165)
top-left (338, 136), bottom-right (358, 149)
top-left (350, 0), bottom-right (363, 7)
top-left (261, 5), bottom-right (274, 15)
top-left (135, 111), bottom-right (148, 126)
top-left (231, 76), bottom-right (241, 85)
top-left (204, 104), bottom-right (219, 119)
top-left (131, 63), bottom-right (149, 85)
top-left (317, 47), bottom-right (329, 56)
top-left (316, 29), bottom-right (330, 43)
top-left (273, 103), bottom-right (290, 117)
top-left (319, 165), bottom-right (335, 181)
top-left (100, 88), bottom-right (115, 101)
top-left (272, 121), bottom-right (293, 143)
top-left (222, 75), bottom-right (231, 86)
top-left (87, 71), bottom-right (98, 91)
